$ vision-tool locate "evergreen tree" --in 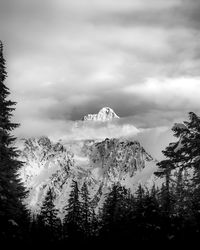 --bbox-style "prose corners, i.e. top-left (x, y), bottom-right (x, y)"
top-left (80, 182), bottom-right (91, 239)
top-left (29, 214), bottom-right (45, 243)
top-left (155, 112), bottom-right (200, 240)
top-left (100, 183), bottom-right (132, 240)
top-left (90, 208), bottom-right (100, 238)
top-left (38, 188), bottom-right (61, 241)
top-left (173, 169), bottom-right (190, 218)
top-left (183, 112), bottom-right (200, 238)
top-left (154, 118), bottom-right (191, 218)
top-left (0, 41), bottom-right (27, 241)
top-left (100, 184), bottom-right (118, 231)
top-left (63, 180), bottom-right (82, 241)
top-left (133, 185), bottom-right (162, 241)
